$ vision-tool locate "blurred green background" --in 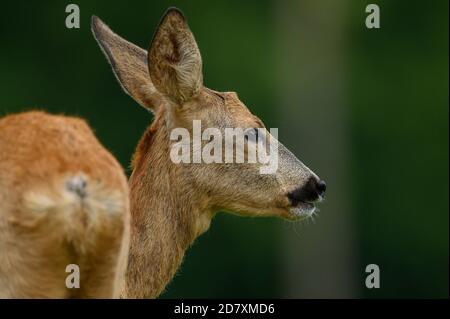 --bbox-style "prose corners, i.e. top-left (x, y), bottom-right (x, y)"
top-left (0, 0), bottom-right (447, 298)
